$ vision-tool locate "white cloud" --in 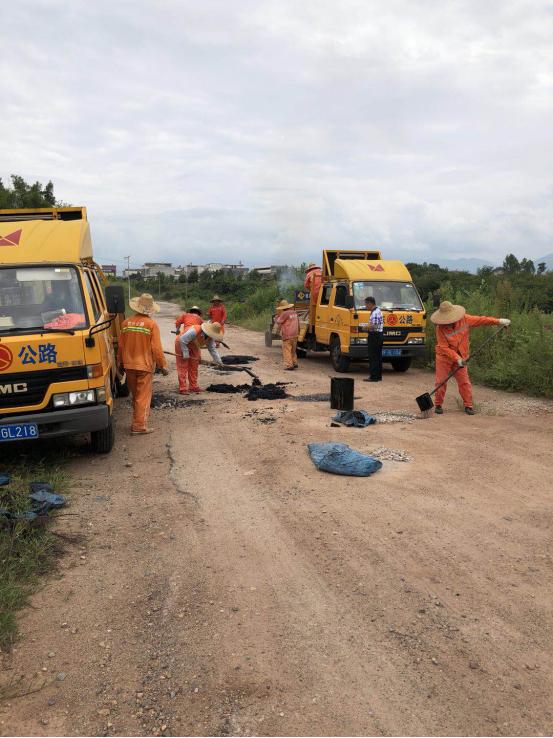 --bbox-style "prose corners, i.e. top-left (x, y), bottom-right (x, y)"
top-left (1, 0), bottom-right (552, 268)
